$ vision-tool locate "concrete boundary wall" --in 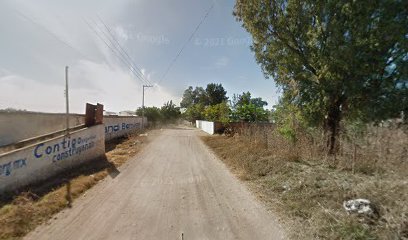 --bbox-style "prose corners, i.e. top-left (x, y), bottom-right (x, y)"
top-left (0, 125), bottom-right (105, 194)
top-left (196, 120), bottom-right (215, 134)
top-left (0, 112), bottom-right (148, 148)
top-left (0, 112), bottom-right (148, 194)
top-left (104, 116), bottom-right (146, 141)
top-left (0, 112), bottom-right (85, 147)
